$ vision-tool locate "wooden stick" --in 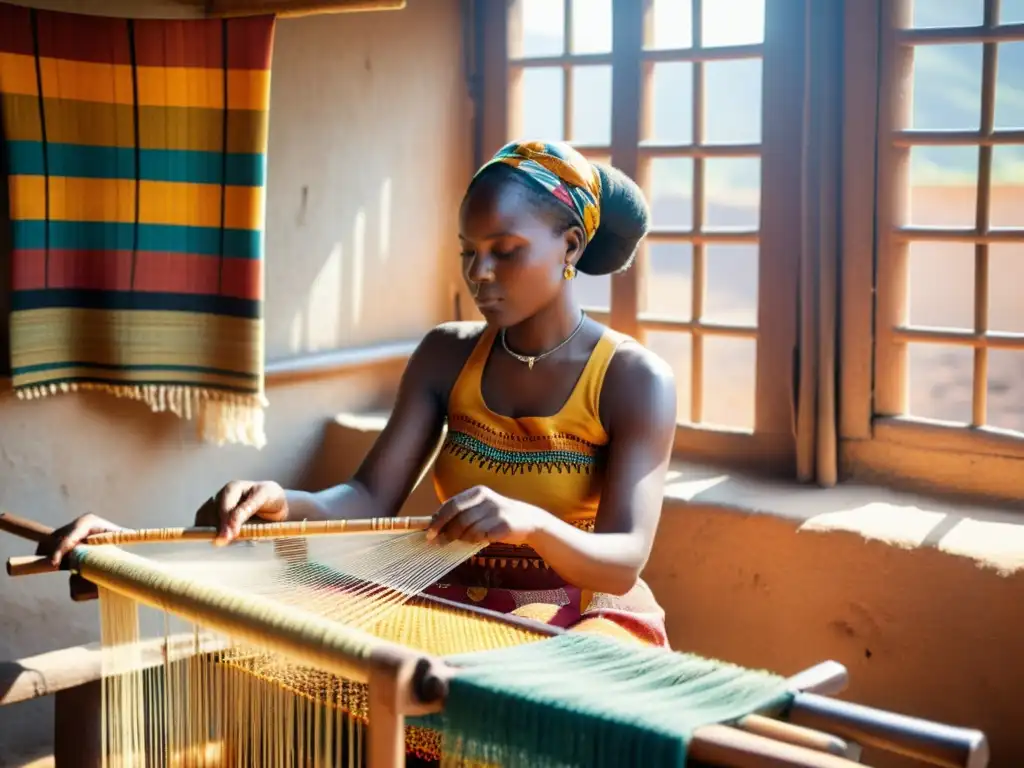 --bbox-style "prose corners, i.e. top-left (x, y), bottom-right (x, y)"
top-left (6, 516), bottom-right (434, 577)
top-left (0, 512), bottom-right (53, 543)
top-left (88, 516), bottom-right (433, 545)
top-left (688, 724), bottom-right (865, 768)
top-left (788, 691), bottom-right (989, 768)
top-left (0, 633), bottom-right (228, 707)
